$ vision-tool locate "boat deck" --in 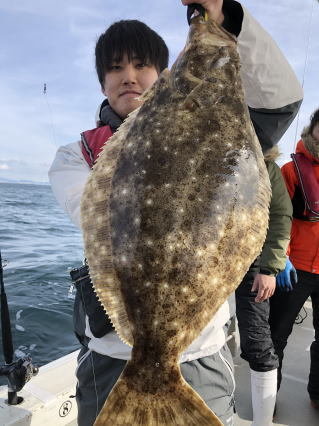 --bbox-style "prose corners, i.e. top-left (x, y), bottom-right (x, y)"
top-left (234, 299), bottom-right (319, 425)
